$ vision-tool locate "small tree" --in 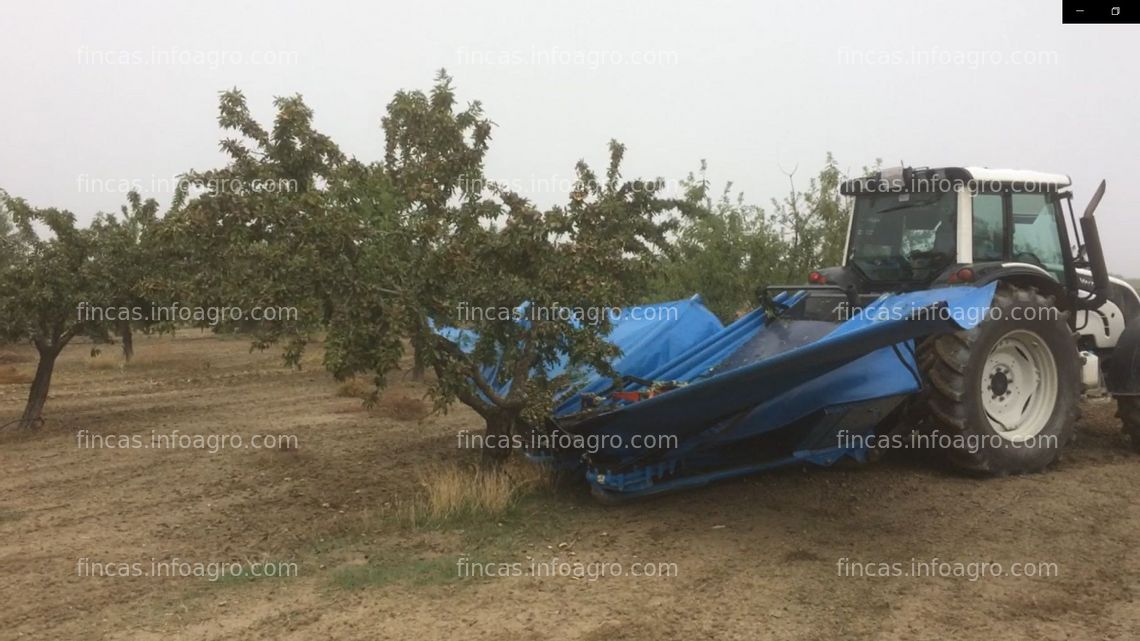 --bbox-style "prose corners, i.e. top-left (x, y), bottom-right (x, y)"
top-left (0, 195), bottom-right (121, 428)
top-left (160, 89), bottom-right (351, 362)
top-left (770, 154), bottom-right (862, 282)
top-left (380, 69), bottom-right (492, 380)
top-left (653, 163), bottom-right (788, 321)
top-left (165, 73), bottom-right (684, 466)
top-left (89, 191), bottom-right (161, 361)
top-left (328, 149), bottom-right (683, 464)
top-left (802, 153), bottom-right (852, 270)
top-left (325, 73), bottom-right (685, 465)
